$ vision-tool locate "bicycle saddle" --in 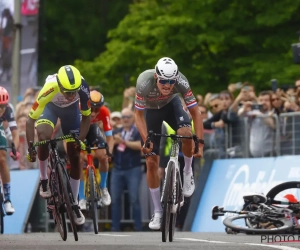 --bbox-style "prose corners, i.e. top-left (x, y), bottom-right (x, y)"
top-left (242, 192), bottom-right (267, 204)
